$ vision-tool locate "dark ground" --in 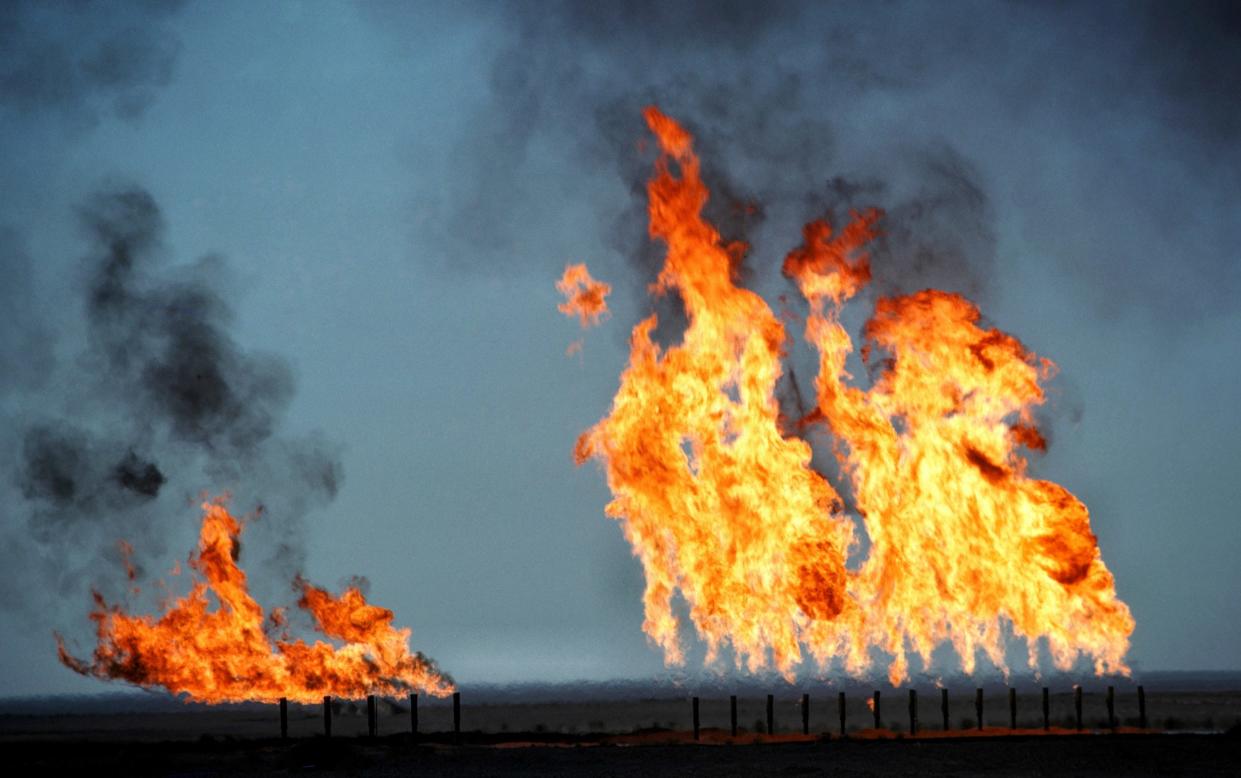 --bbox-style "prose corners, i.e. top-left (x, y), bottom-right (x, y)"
top-left (3, 731), bottom-right (1239, 776)
top-left (3, 681), bottom-right (1238, 775)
